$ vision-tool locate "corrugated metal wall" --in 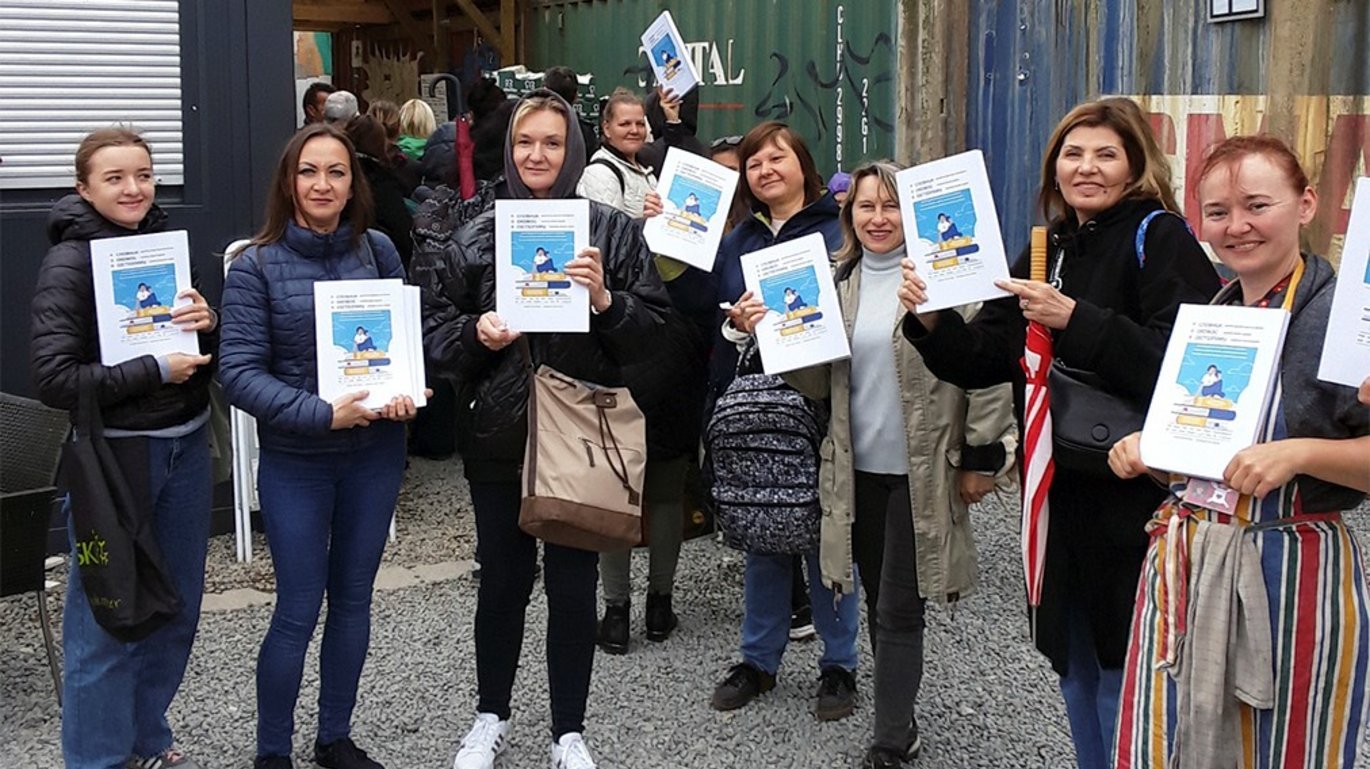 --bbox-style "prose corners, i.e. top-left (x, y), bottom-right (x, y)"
top-left (968, 0), bottom-right (1370, 261)
top-left (526, 0), bottom-right (900, 176)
